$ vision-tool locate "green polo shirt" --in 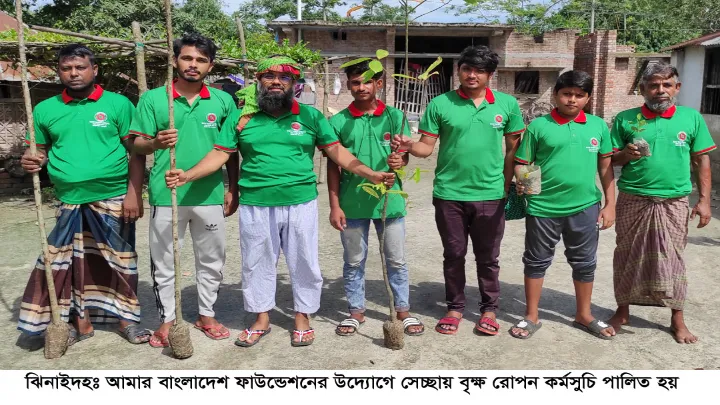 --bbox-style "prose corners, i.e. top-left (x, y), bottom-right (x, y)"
top-left (419, 88), bottom-right (526, 201)
top-left (25, 85), bottom-right (134, 205)
top-left (329, 101), bottom-right (410, 219)
top-left (611, 105), bottom-right (717, 198)
top-left (129, 83), bottom-right (236, 206)
top-left (515, 110), bottom-right (613, 217)
top-left (215, 100), bottom-right (339, 207)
